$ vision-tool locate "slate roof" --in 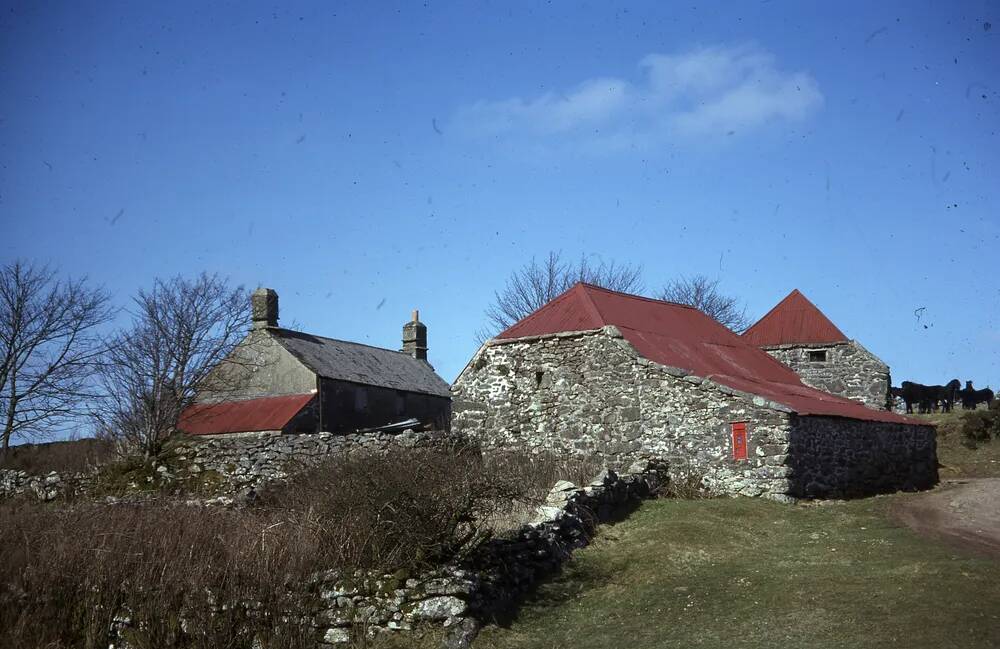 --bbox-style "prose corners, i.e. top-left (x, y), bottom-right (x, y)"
top-left (270, 328), bottom-right (451, 398)
top-left (179, 393), bottom-right (315, 435)
top-left (498, 283), bottom-right (917, 425)
top-left (742, 289), bottom-right (849, 347)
